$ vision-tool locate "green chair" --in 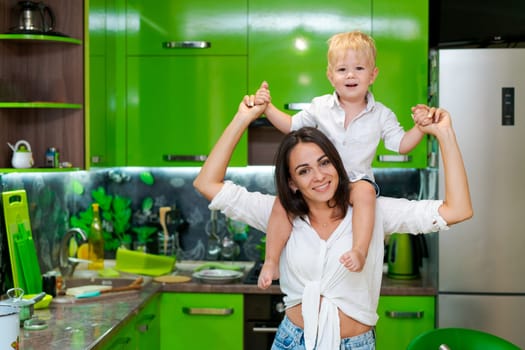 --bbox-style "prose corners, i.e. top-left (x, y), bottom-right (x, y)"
top-left (407, 328), bottom-right (521, 350)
